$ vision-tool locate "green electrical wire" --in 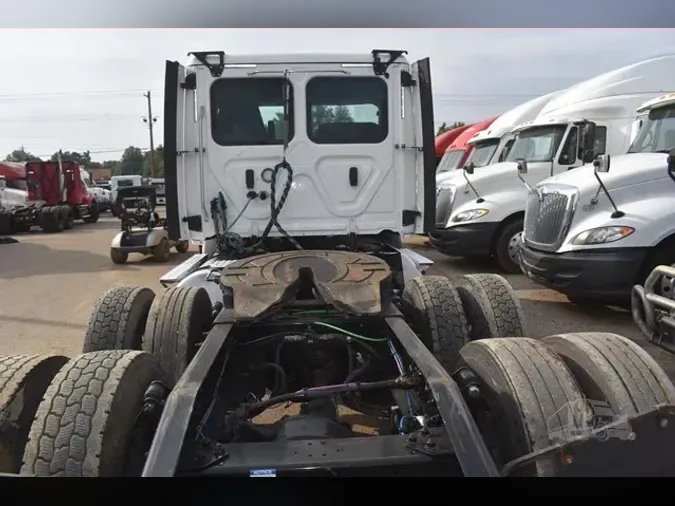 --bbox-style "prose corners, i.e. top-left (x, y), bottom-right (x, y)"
top-left (312, 321), bottom-right (390, 343)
